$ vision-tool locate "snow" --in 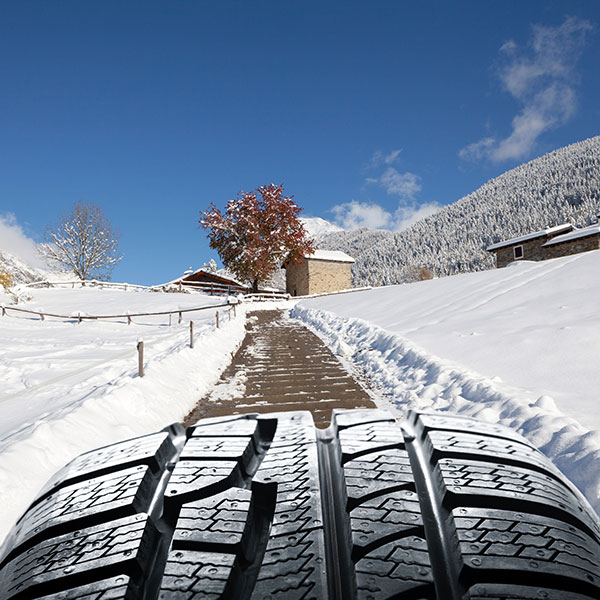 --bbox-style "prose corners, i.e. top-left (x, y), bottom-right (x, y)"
top-left (307, 249), bottom-right (355, 263)
top-left (300, 216), bottom-right (344, 240)
top-left (486, 223), bottom-right (573, 250)
top-left (543, 223), bottom-right (600, 246)
top-left (2, 245), bottom-right (600, 546)
top-left (293, 250), bottom-right (600, 515)
top-left (0, 286), bottom-right (247, 543)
